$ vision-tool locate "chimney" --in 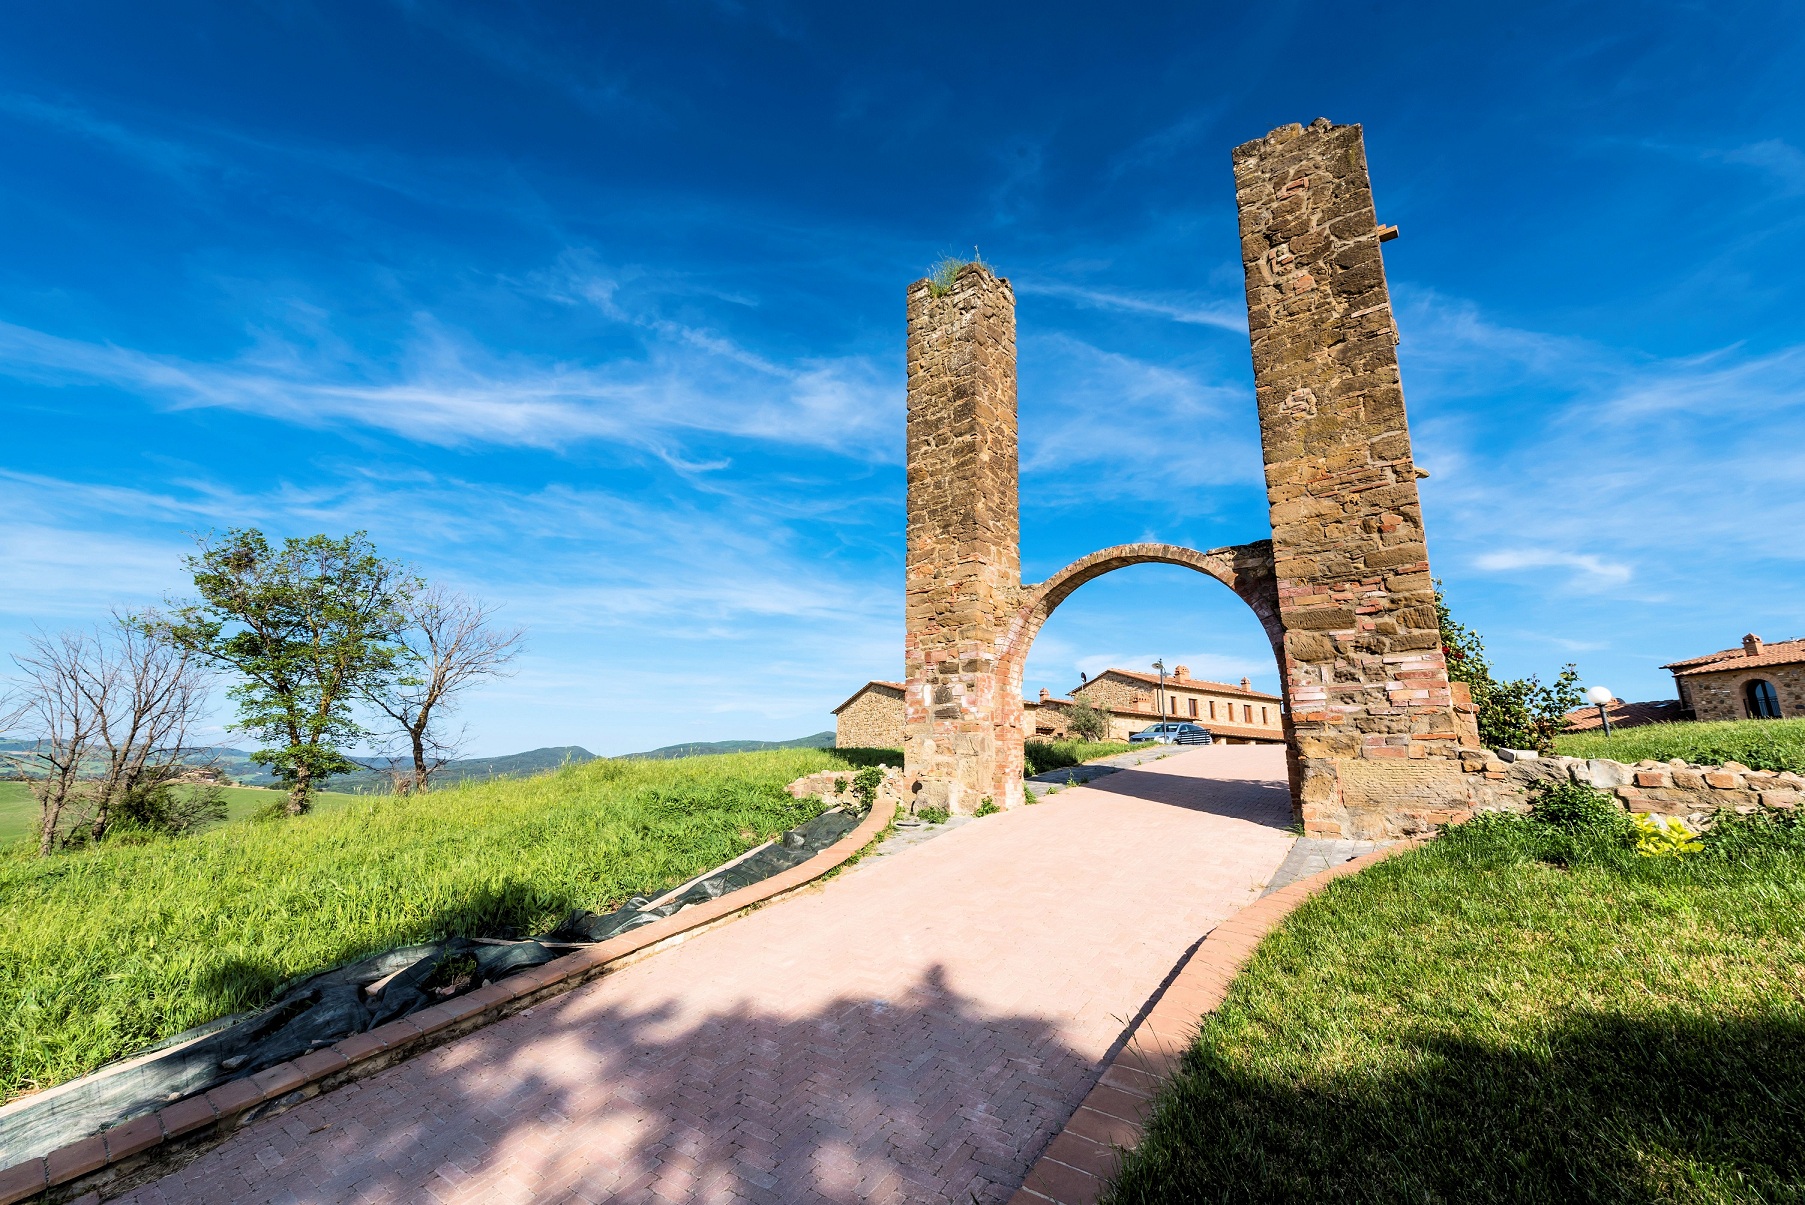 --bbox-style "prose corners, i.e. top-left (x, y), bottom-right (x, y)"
top-left (1173, 665), bottom-right (1190, 679)
top-left (1038, 687), bottom-right (1050, 701)
top-left (1240, 677), bottom-right (1252, 690)
top-left (1745, 633), bottom-right (1764, 656)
